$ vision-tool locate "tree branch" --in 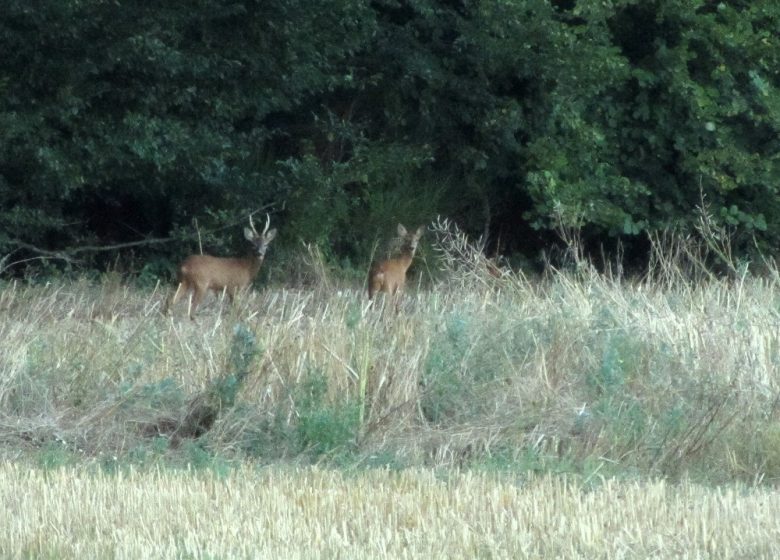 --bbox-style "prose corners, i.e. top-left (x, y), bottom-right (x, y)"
top-left (2, 204), bottom-right (282, 275)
